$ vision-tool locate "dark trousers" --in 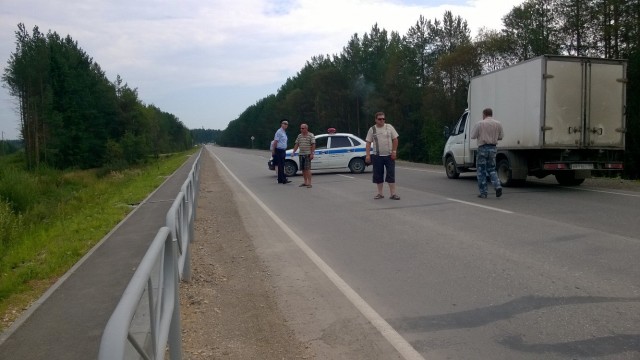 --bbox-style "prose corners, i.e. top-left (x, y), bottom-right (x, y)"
top-left (371, 155), bottom-right (395, 183)
top-left (274, 148), bottom-right (287, 183)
